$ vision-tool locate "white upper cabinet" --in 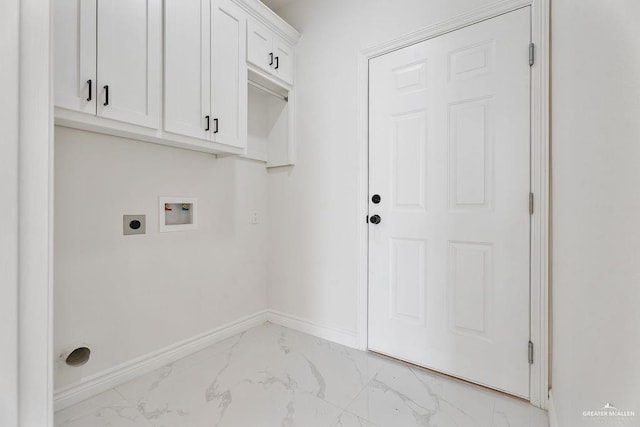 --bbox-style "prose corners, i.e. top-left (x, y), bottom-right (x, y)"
top-left (53, 0), bottom-right (97, 115)
top-left (165, 0), bottom-right (211, 141)
top-left (211, 0), bottom-right (247, 148)
top-left (247, 19), bottom-right (273, 74)
top-left (165, 0), bottom-right (247, 148)
top-left (272, 37), bottom-right (293, 84)
top-left (97, 0), bottom-right (162, 128)
top-left (53, 0), bottom-right (298, 156)
top-left (247, 17), bottom-right (293, 86)
top-left (54, 0), bottom-right (161, 129)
